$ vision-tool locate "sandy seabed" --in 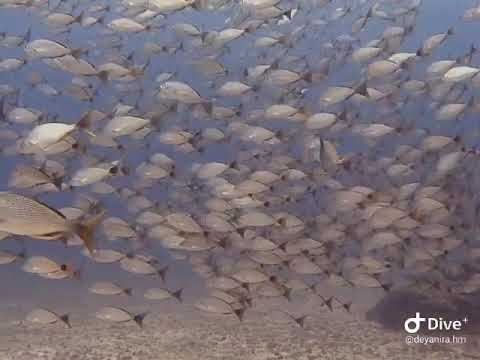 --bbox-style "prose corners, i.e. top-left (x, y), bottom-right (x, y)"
top-left (0, 308), bottom-right (478, 360)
